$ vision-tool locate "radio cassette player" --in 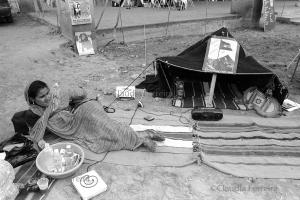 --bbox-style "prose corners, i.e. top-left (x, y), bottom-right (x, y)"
top-left (191, 107), bottom-right (223, 121)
